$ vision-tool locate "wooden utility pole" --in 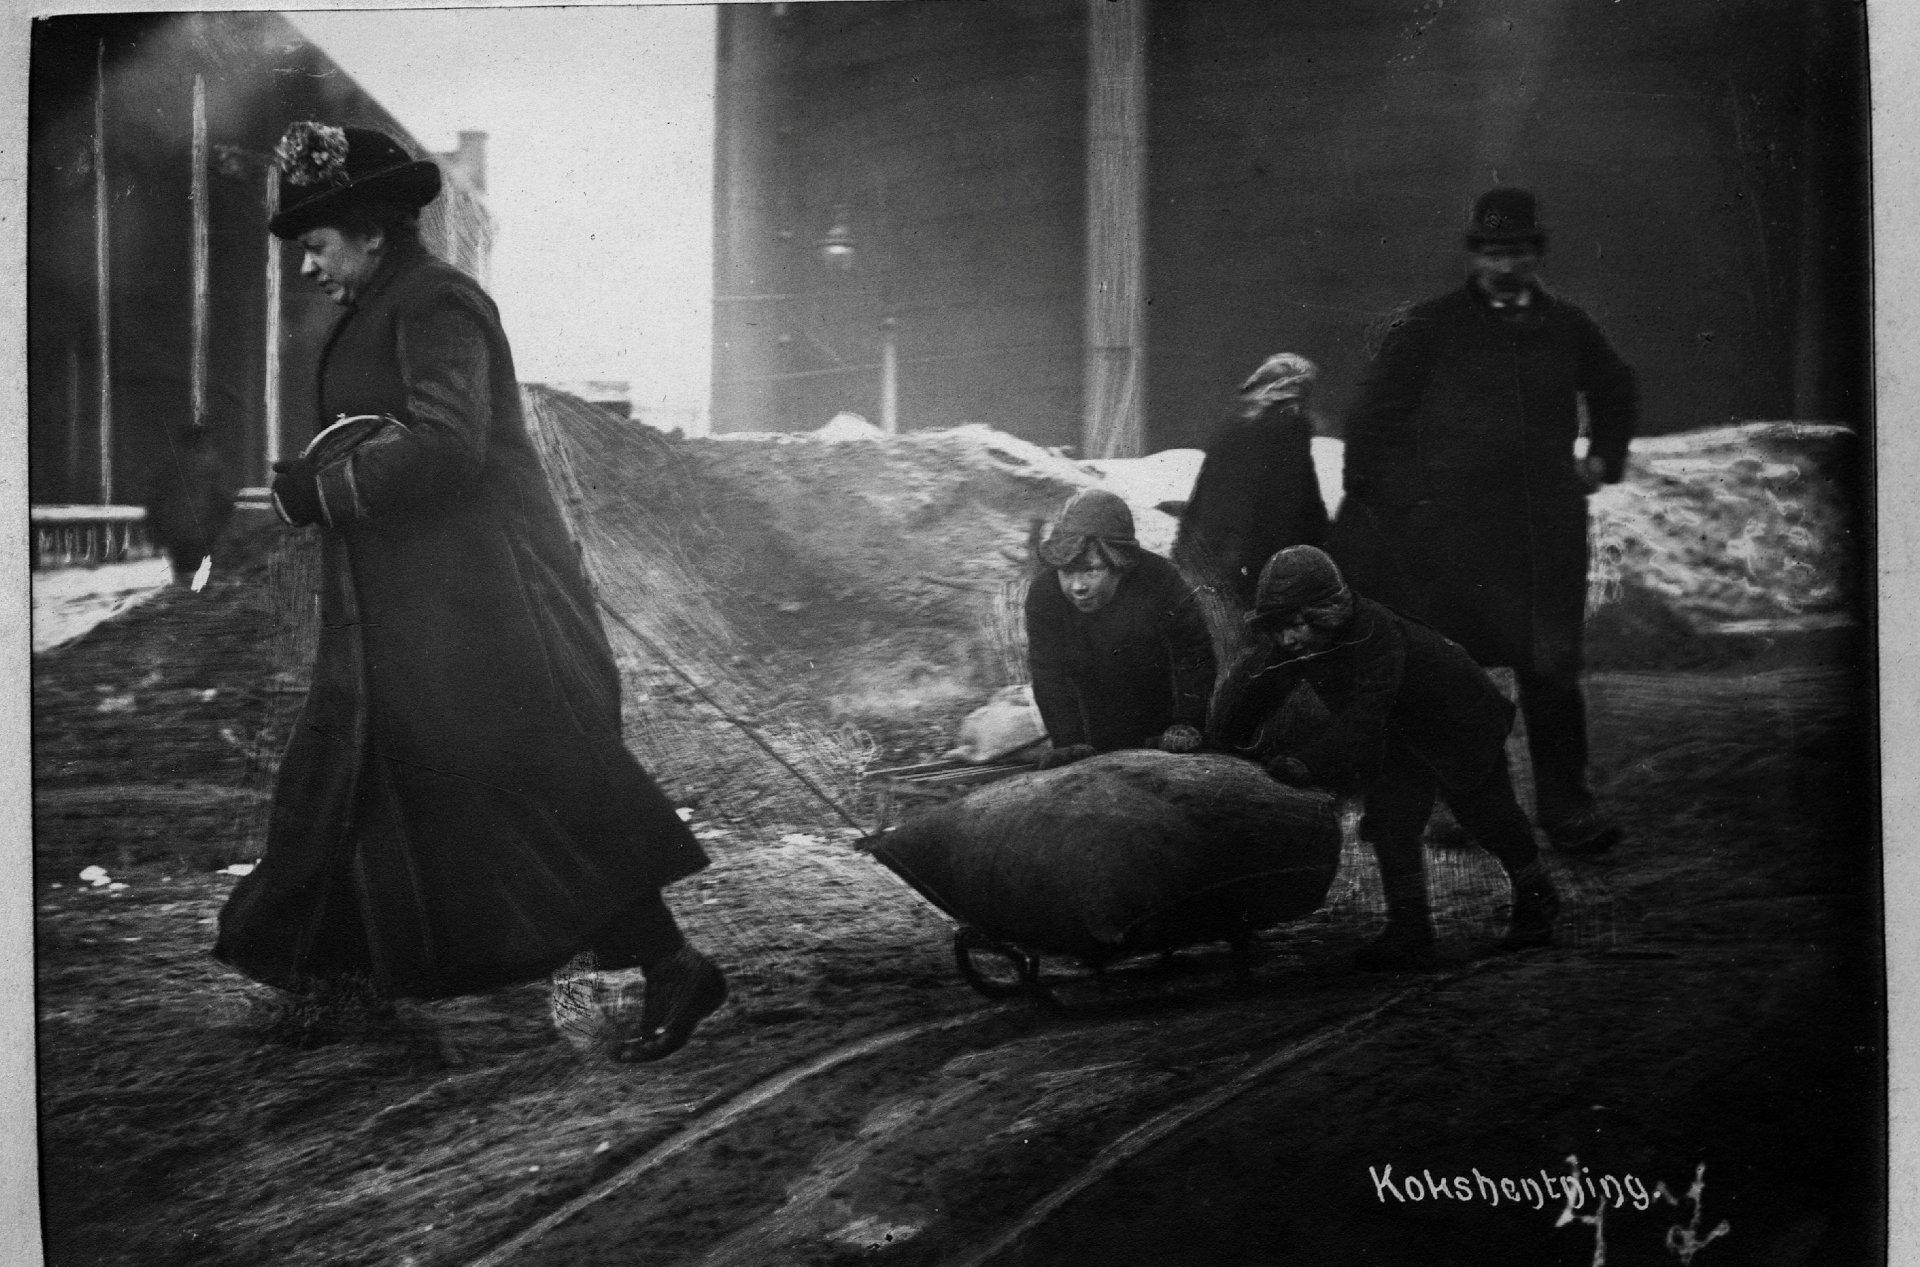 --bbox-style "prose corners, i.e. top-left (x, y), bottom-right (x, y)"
top-left (879, 316), bottom-right (899, 434)
top-left (189, 74), bottom-right (210, 431)
top-left (93, 38), bottom-right (114, 502)
top-left (66, 344), bottom-right (83, 494)
top-left (1081, 0), bottom-right (1148, 460)
top-left (263, 164), bottom-right (283, 472)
